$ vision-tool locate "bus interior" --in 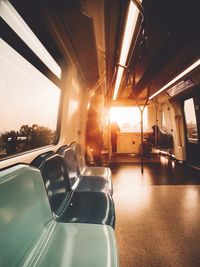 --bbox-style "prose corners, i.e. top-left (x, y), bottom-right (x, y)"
top-left (1, 0), bottom-right (200, 266)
